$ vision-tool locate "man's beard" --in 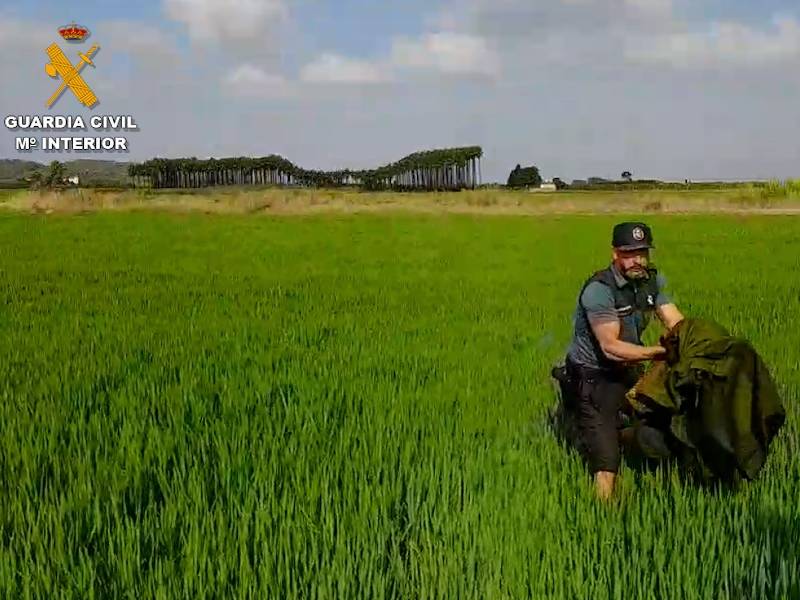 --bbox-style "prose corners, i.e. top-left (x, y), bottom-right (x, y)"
top-left (625, 266), bottom-right (648, 280)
